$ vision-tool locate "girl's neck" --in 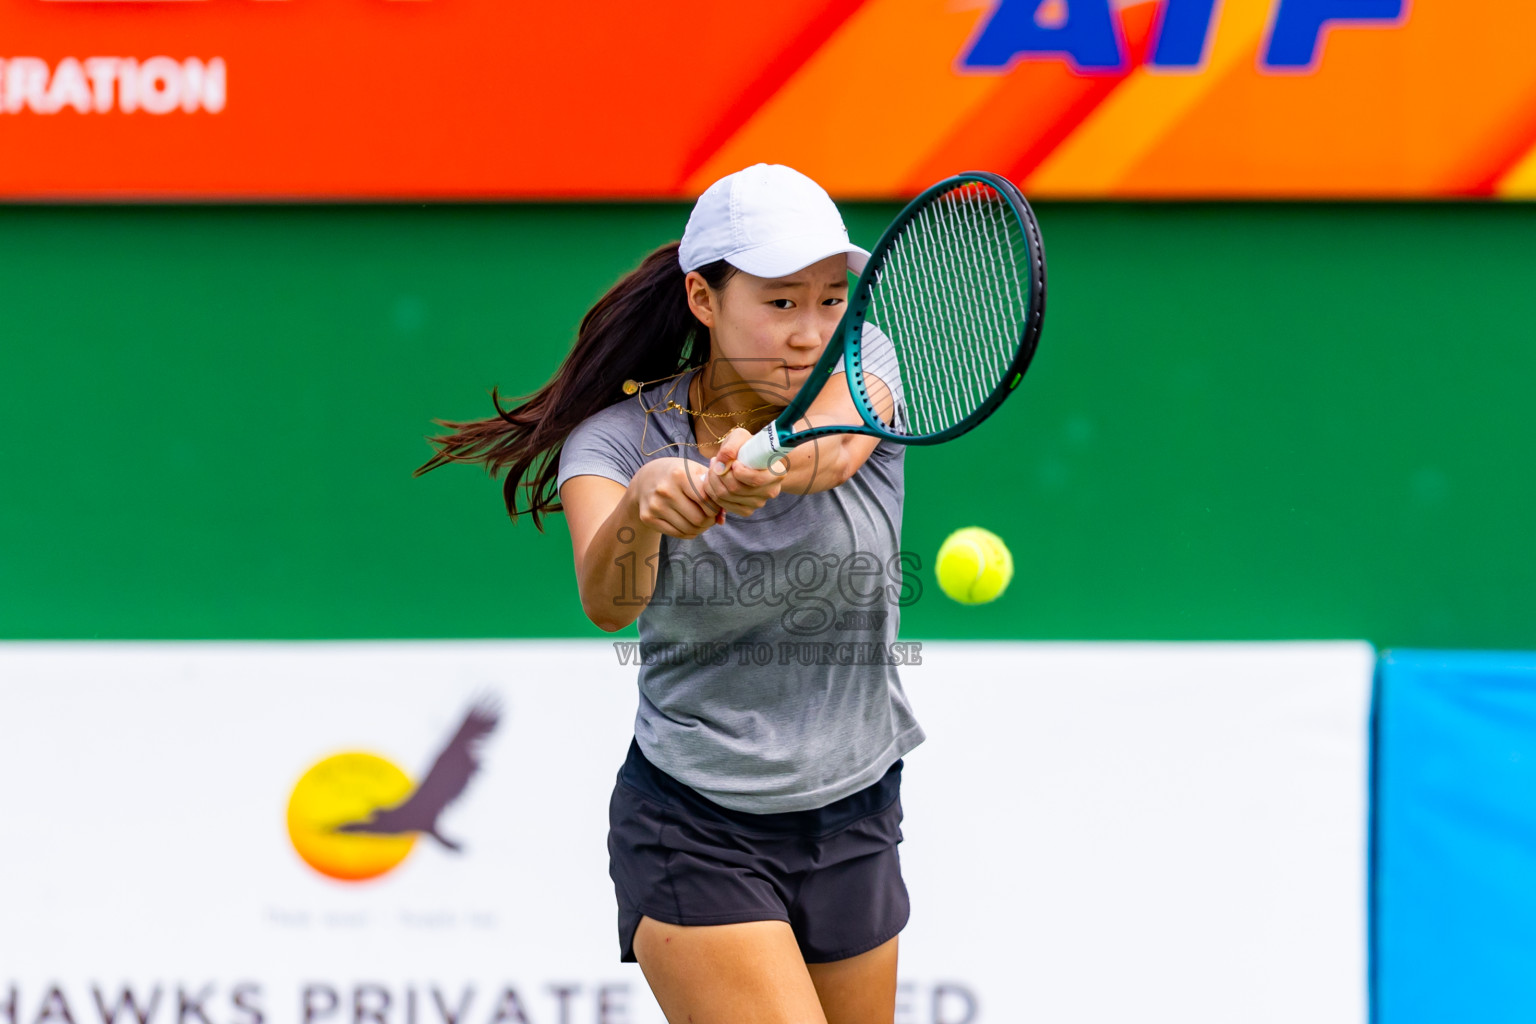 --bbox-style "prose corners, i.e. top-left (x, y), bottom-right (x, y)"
top-left (689, 361), bottom-right (785, 436)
